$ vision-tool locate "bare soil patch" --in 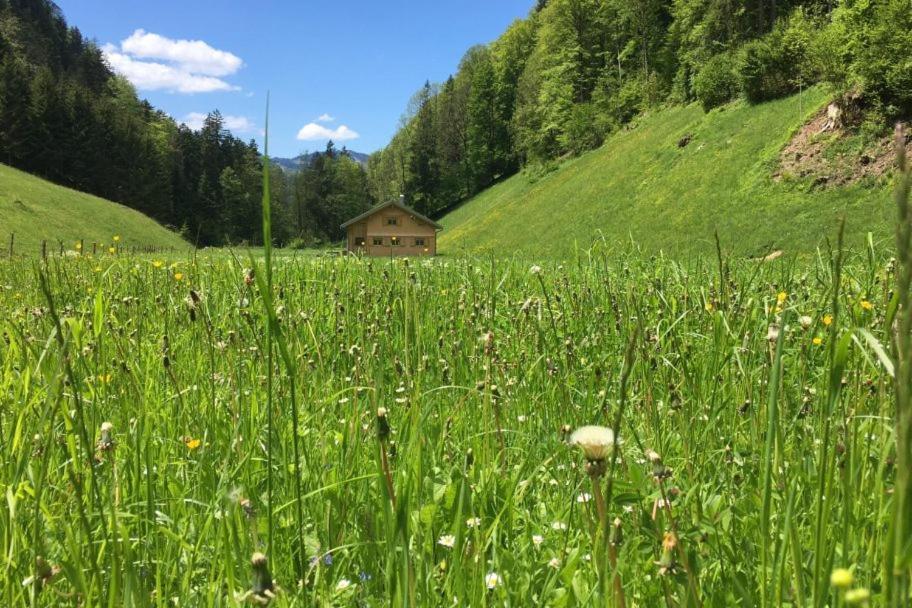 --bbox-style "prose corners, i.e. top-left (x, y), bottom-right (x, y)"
top-left (774, 107), bottom-right (911, 188)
